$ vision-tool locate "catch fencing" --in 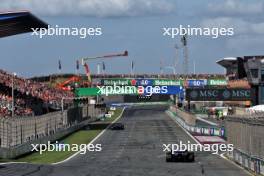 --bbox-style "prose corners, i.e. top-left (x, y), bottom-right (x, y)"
top-left (225, 115), bottom-right (264, 175)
